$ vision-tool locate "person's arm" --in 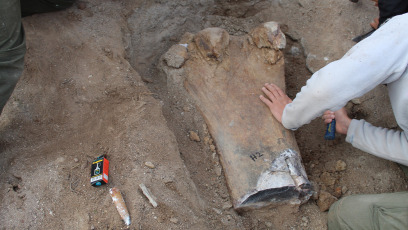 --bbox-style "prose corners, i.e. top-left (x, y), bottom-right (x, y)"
top-left (282, 13), bottom-right (408, 130)
top-left (347, 119), bottom-right (408, 166)
top-left (322, 108), bottom-right (408, 166)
